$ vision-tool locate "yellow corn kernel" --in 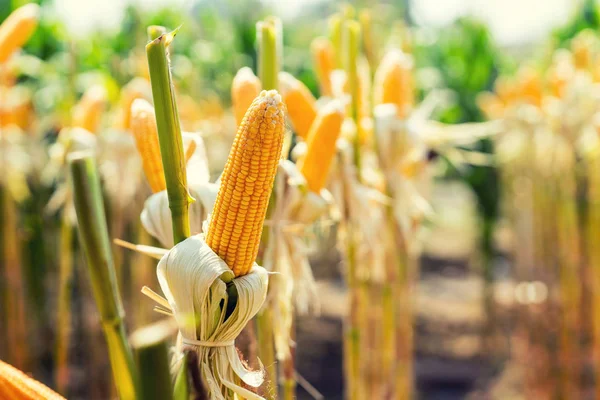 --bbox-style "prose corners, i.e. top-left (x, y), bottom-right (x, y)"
top-left (231, 67), bottom-right (262, 126)
top-left (300, 101), bottom-right (344, 193)
top-left (0, 359), bottom-right (66, 400)
top-left (373, 49), bottom-right (414, 119)
top-left (72, 85), bottom-right (106, 133)
top-left (311, 37), bottom-right (335, 97)
top-left (0, 4), bottom-right (39, 64)
top-left (131, 99), bottom-right (166, 193)
top-left (206, 90), bottom-right (285, 277)
top-left (279, 71), bottom-right (317, 140)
